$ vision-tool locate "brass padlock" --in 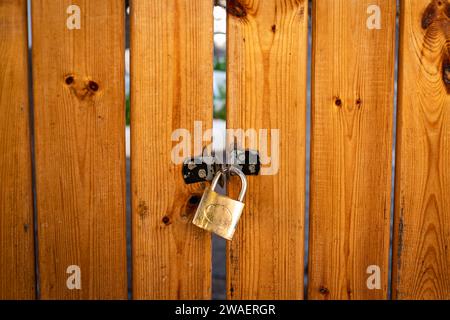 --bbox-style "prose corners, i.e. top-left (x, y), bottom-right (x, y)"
top-left (192, 166), bottom-right (247, 240)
